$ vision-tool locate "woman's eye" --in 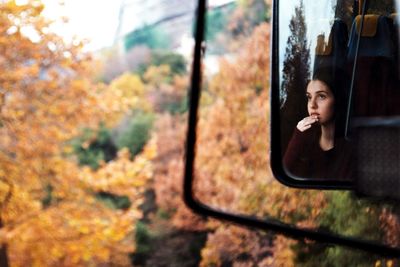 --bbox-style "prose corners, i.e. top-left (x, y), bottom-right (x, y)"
top-left (318, 94), bottom-right (327, 99)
